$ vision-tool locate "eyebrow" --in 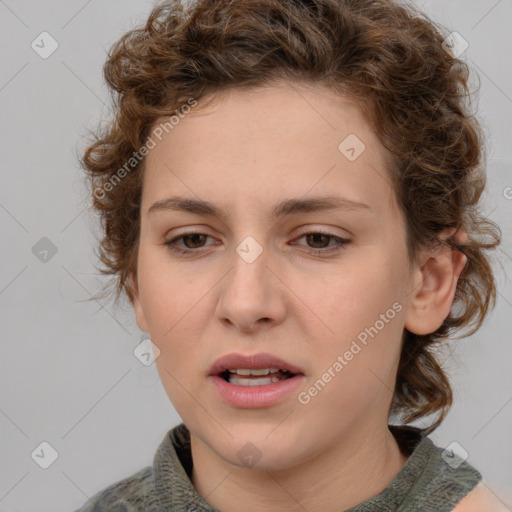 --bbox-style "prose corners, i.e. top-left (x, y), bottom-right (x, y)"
top-left (147, 195), bottom-right (373, 220)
